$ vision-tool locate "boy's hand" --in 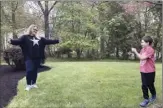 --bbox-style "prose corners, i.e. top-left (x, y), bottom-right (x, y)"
top-left (131, 48), bottom-right (137, 53)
